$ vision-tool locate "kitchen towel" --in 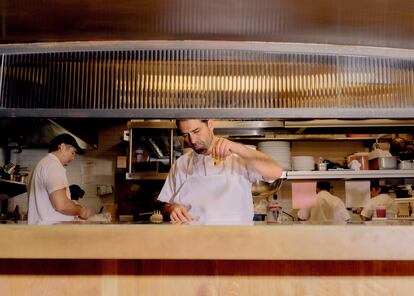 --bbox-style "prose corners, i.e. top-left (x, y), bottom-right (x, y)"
top-left (345, 181), bottom-right (370, 208)
top-left (292, 181), bottom-right (317, 209)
